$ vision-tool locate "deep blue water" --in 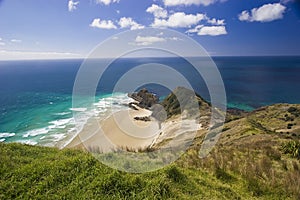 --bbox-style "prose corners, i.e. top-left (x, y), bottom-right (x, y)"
top-left (0, 56), bottom-right (299, 145)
